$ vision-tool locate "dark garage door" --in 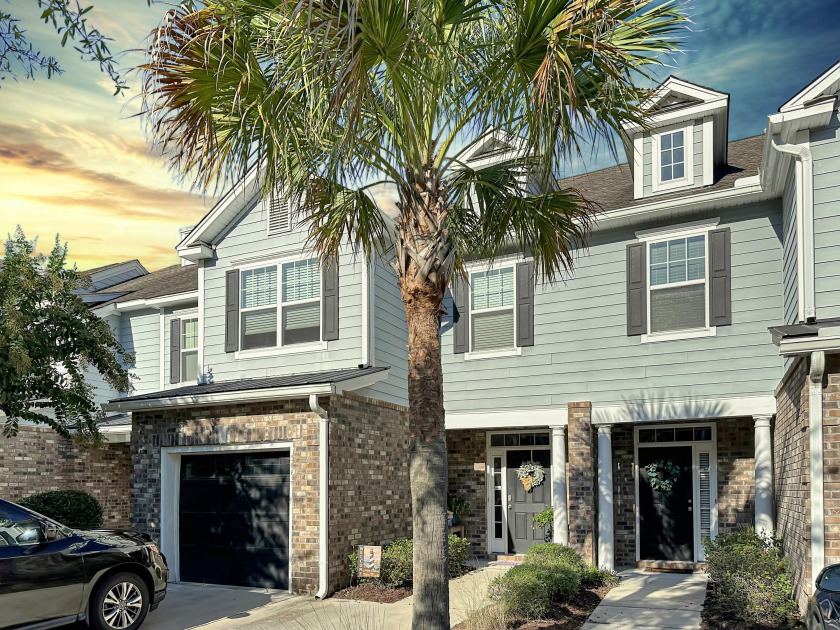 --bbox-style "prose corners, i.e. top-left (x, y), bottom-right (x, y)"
top-left (179, 451), bottom-right (290, 589)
